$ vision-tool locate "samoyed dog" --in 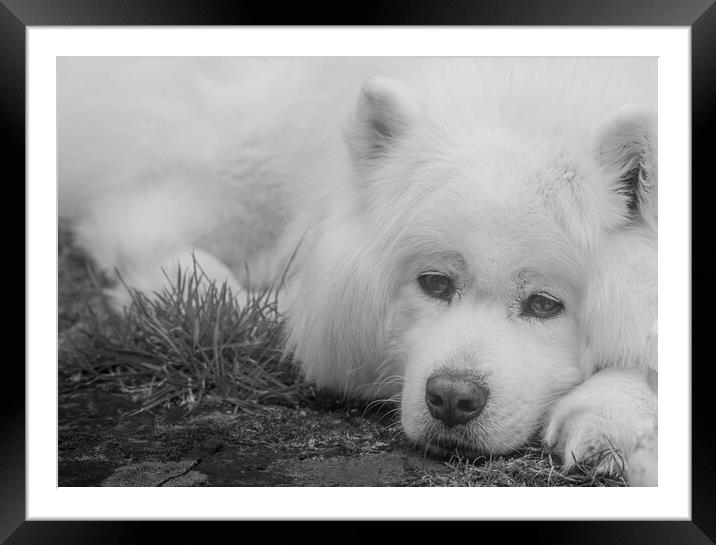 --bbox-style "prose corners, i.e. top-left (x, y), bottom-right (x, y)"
top-left (58, 57), bottom-right (657, 485)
